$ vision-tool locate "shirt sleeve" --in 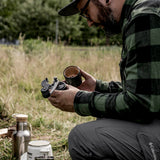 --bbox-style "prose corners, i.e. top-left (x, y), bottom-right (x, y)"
top-left (74, 14), bottom-right (160, 122)
top-left (95, 80), bottom-right (122, 93)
